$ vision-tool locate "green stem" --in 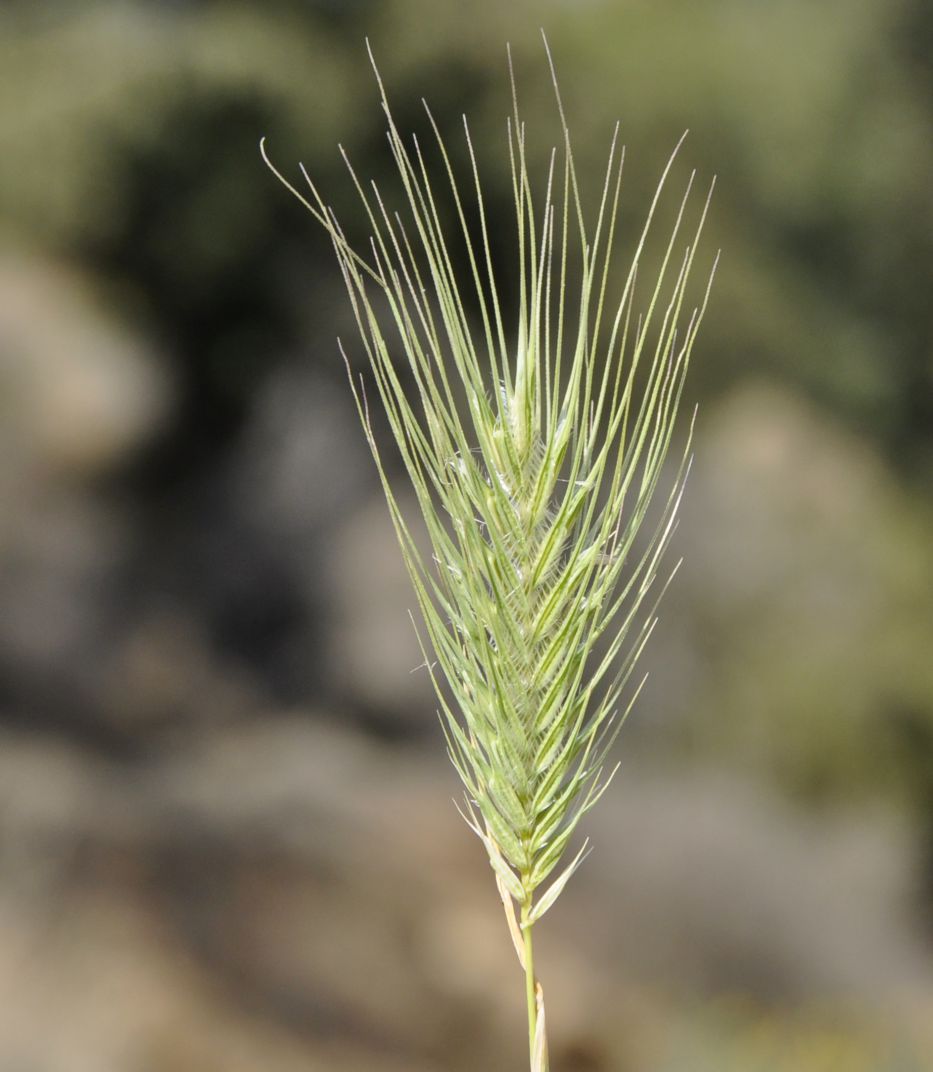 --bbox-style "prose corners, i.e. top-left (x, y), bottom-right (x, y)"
top-left (521, 901), bottom-right (538, 1070)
